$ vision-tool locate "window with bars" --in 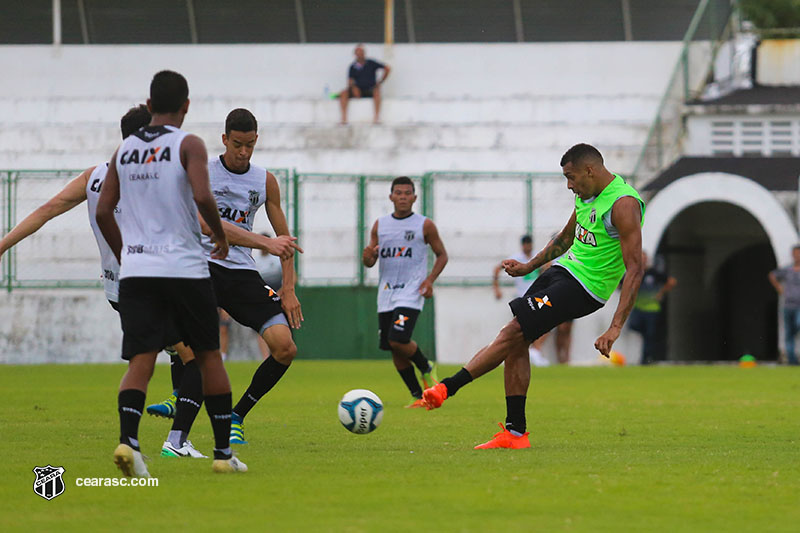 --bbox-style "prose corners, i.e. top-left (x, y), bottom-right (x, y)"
top-left (710, 118), bottom-right (800, 157)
